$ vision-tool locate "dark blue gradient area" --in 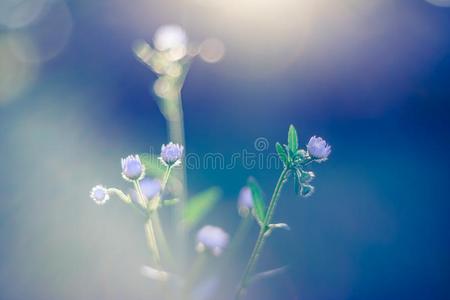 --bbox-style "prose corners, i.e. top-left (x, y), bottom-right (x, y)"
top-left (0, 0), bottom-right (449, 299)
